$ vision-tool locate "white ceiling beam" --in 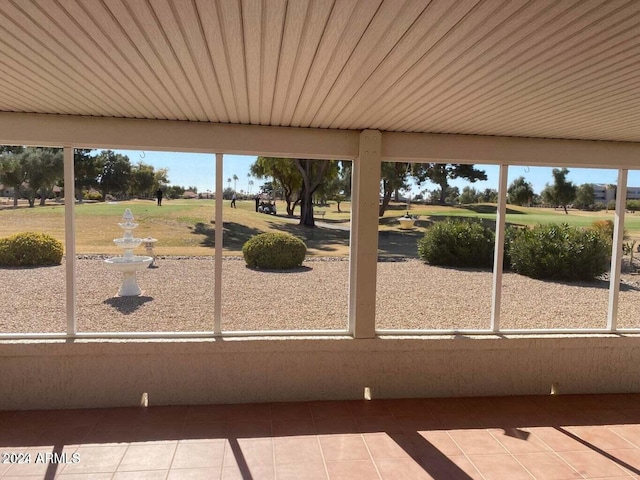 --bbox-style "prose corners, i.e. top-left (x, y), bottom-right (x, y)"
top-left (3, 112), bottom-right (640, 169)
top-left (0, 112), bottom-right (358, 159)
top-left (382, 131), bottom-right (640, 169)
